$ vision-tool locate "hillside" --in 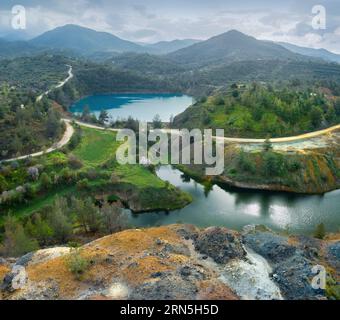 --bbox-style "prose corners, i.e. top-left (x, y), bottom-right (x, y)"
top-left (167, 30), bottom-right (301, 67)
top-left (145, 39), bottom-right (201, 54)
top-left (1, 224), bottom-right (339, 300)
top-left (0, 39), bottom-right (44, 59)
top-left (174, 84), bottom-right (340, 138)
top-left (279, 42), bottom-right (340, 64)
top-left (30, 25), bottom-right (144, 54)
top-left (0, 54), bottom-right (71, 92)
top-left (109, 53), bottom-right (186, 75)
